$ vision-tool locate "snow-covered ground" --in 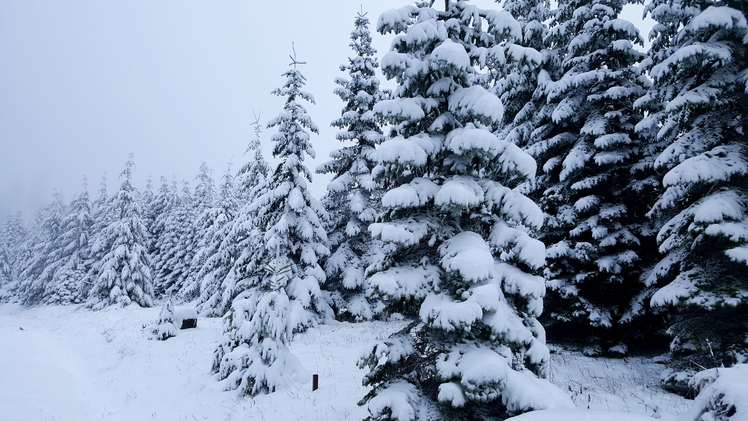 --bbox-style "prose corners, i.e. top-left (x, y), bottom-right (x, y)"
top-left (0, 303), bottom-right (692, 421)
top-left (547, 347), bottom-right (689, 416)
